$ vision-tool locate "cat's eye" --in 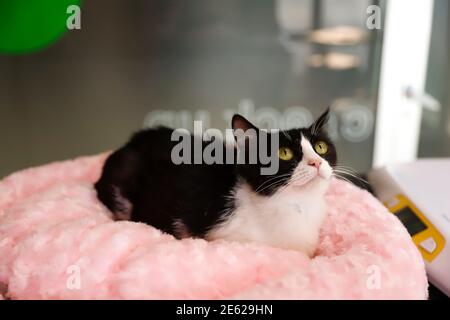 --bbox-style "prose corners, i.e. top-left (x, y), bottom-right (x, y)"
top-left (314, 141), bottom-right (328, 155)
top-left (278, 147), bottom-right (294, 161)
